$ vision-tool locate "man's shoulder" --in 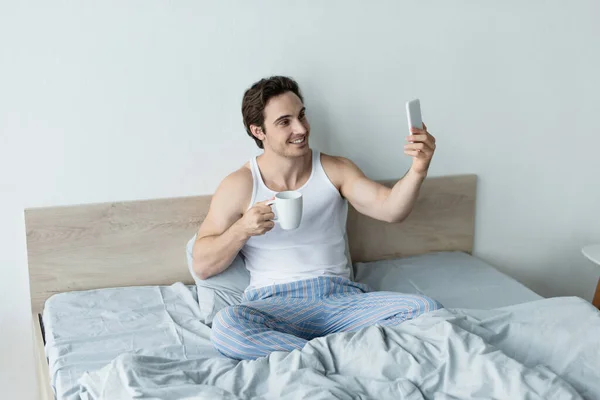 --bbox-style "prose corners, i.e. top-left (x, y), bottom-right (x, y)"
top-left (220, 163), bottom-right (252, 189)
top-left (320, 153), bottom-right (361, 175)
top-left (319, 153), bottom-right (363, 189)
top-left (229, 162), bottom-right (253, 183)
top-left (320, 153), bottom-right (353, 169)
top-left (213, 164), bottom-right (253, 208)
